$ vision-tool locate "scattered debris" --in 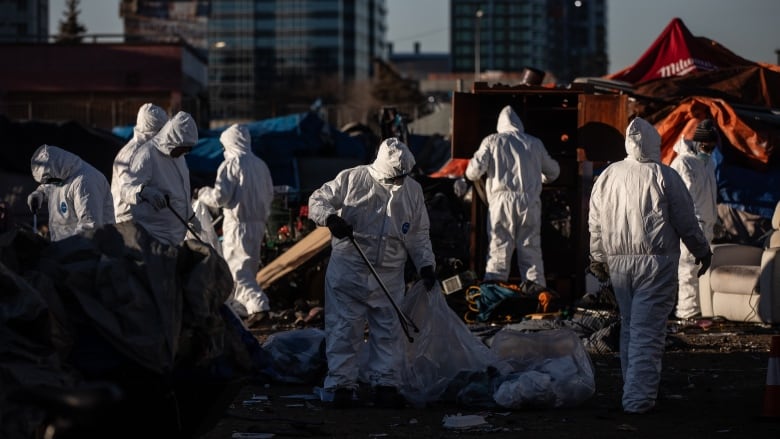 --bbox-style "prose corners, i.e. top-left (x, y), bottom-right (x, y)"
top-left (442, 414), bottom-right (489, 429)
